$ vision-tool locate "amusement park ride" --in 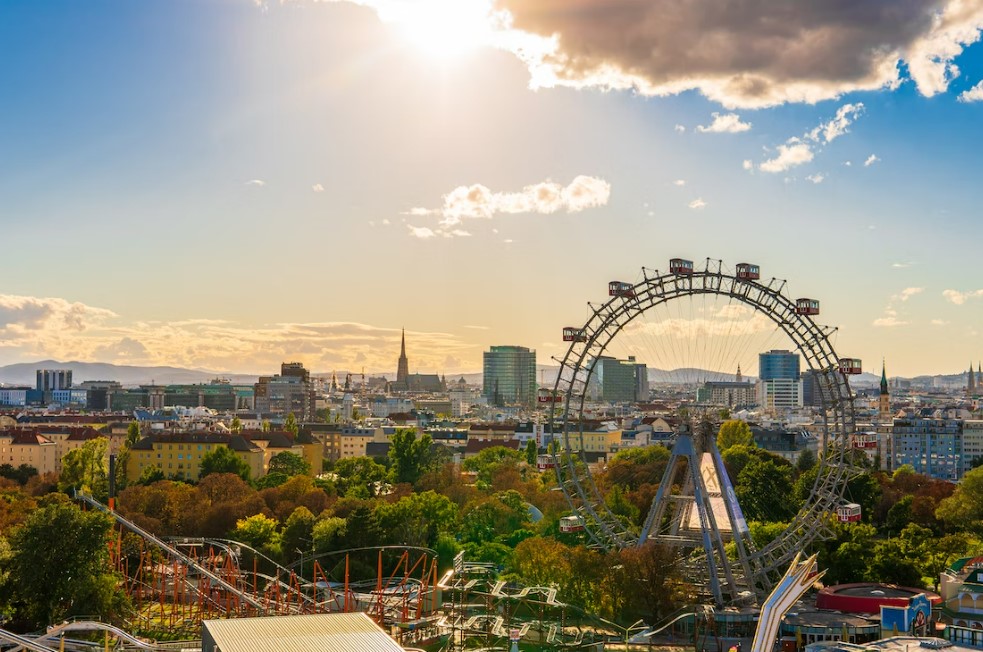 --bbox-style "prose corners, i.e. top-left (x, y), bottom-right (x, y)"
top-left (550, 259), bottom-right (866, 607)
